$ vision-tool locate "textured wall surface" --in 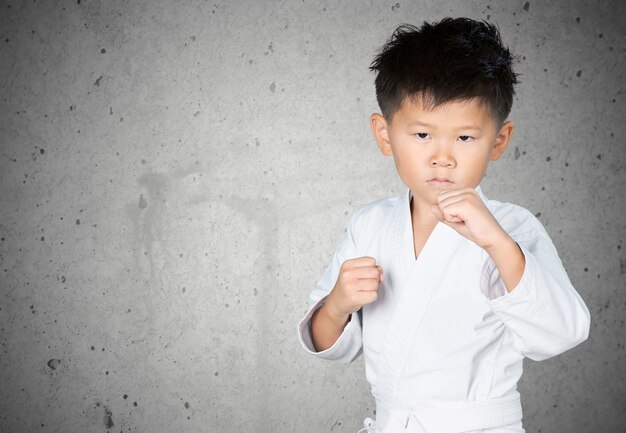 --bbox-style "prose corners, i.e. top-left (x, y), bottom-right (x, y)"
top-left (0, 0), bottom-right (624, 432)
